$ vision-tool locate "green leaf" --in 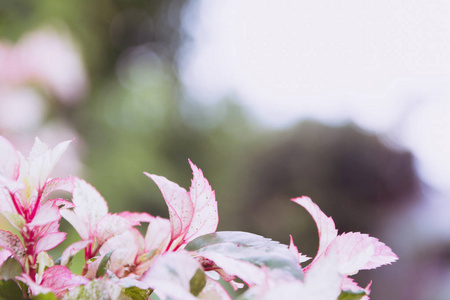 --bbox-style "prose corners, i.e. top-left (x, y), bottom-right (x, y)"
top-left (0, 280), bottom-right (25, 300)
top-left (96, 250), bottom-right (114, 278)
top-left (0, 257), bottom-right (22, 280)
top-left (185, 231), bottom-right (303, 280)
top-left (189, 268), bottom-right (206, 296)
top-left (31, 293), bottom-right (57, 300)
top-left (120, 286), bottom-right (152, 300)
top-left (338, 290), bottom-right (367, 300)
